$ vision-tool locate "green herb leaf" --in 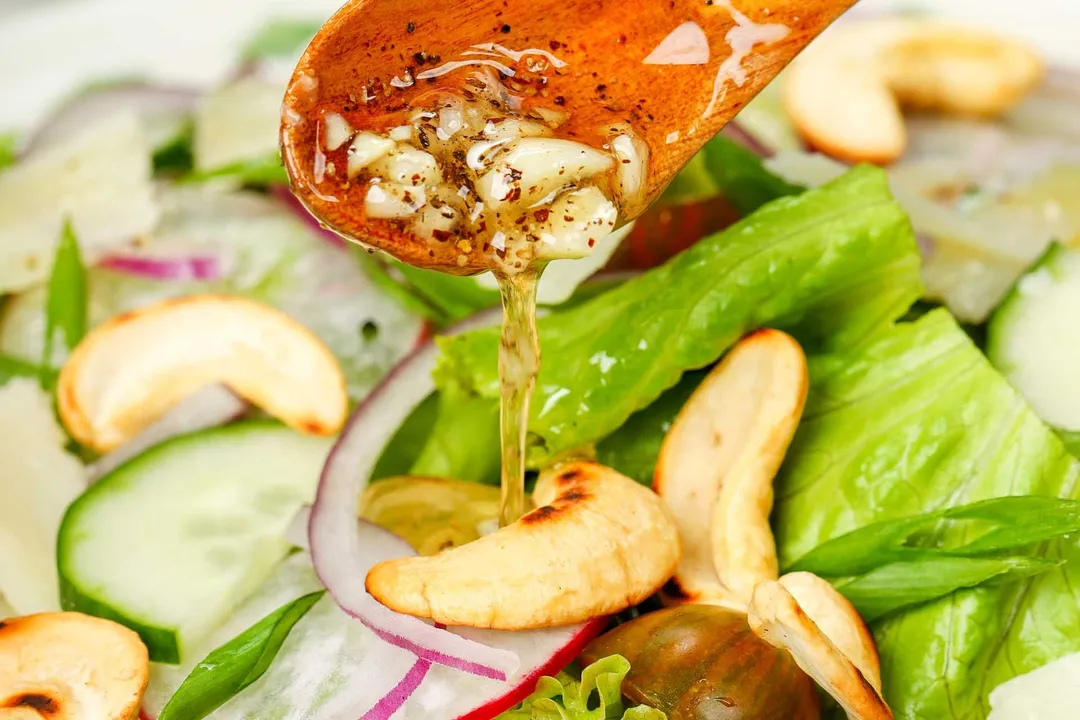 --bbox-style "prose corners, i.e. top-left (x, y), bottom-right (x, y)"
top-left (157, 591), bottom-right (323, 720)
top-left (354, 249), bottom-right (449, 323)
top-left (392, 261), bottom-right (499, 325)
top-left (0, 131), bottom-right (18, 171)
top-left (790, 496), bottom-right (1080, 576)
top-left (152, 122), bottom-right (195, 175)
top-left (181, 153), bottom-right (288, 187)
top-left (832, 556), bottom-right (1063, 622)
top-left (696, 134), bottom-right (804, 215)
top-left (498, 655), bottom-right (666, 720)
top-left (435, 166), bottom-right (921, 467)
top-left (240, 19), bottom-right (322, 62)
top-left (42, 219), bottom-right (88, 380)
top-left (371, 391), bottom-right (440, 480)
